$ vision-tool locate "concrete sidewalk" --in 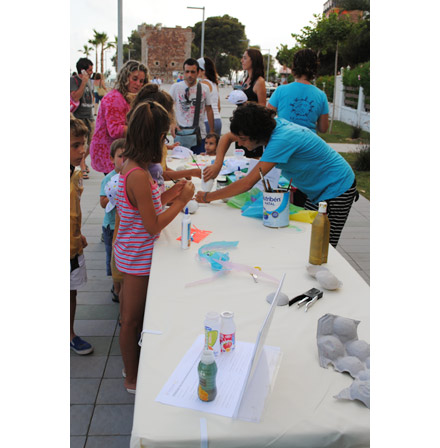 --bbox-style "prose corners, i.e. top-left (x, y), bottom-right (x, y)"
top-left (71, 85), bottom-right (369, 447)
top-left (70, 164), bottom-right (369, 448)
